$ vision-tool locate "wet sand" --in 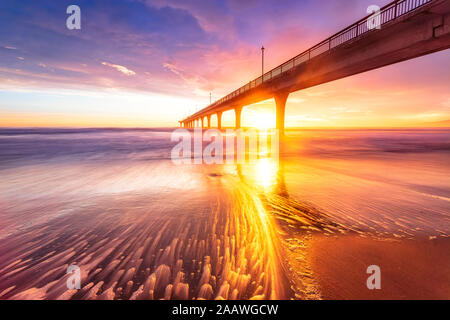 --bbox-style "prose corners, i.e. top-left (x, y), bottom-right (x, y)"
top-left (0, 128), bottom-right (449, 300)
top-left (307, 236), bottom-right (450, 300)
